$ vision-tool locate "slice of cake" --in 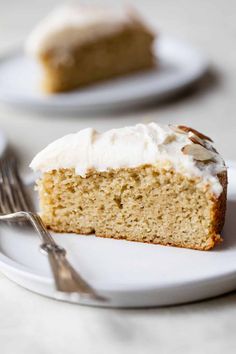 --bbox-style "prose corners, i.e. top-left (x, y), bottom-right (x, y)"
top-left (25, 3), bottom-right (155, 93)
top-left (30, 123), bottom-right (227, 251)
